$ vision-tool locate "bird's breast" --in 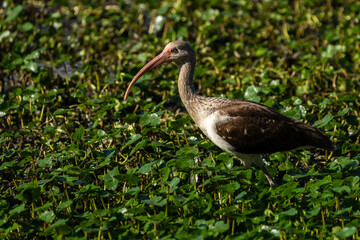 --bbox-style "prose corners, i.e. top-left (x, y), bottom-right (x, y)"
top-left (198, 111), bottom-right (237, 153)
